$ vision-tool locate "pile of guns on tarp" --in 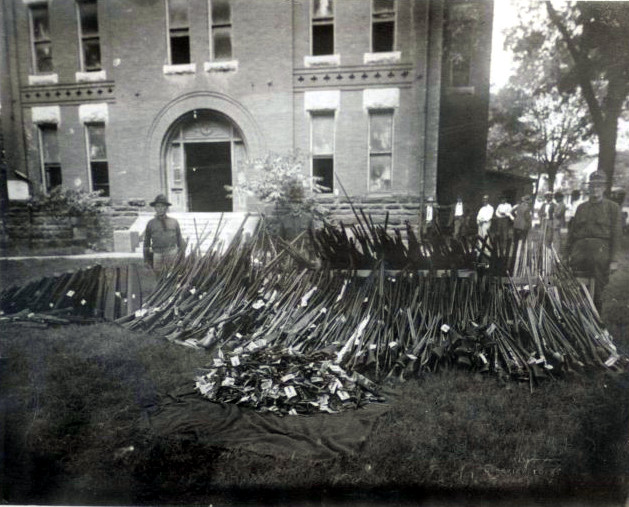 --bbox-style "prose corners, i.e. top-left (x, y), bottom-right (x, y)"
top-left (112, 212), bottom-right (625, 414)
top-left (0, 264), bottom-right (144, 325)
